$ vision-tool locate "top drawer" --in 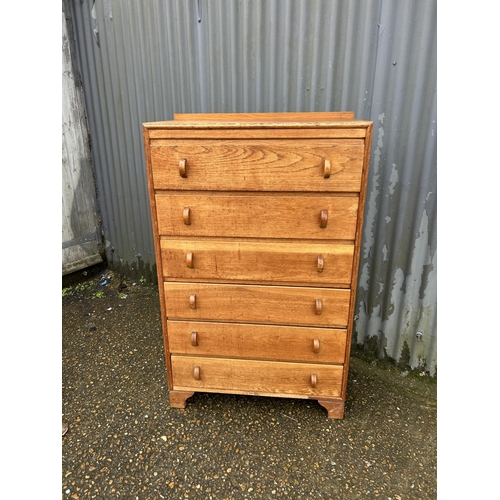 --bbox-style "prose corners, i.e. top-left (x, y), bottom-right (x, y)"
top-left (150, 139), bottom-right (365, 192)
